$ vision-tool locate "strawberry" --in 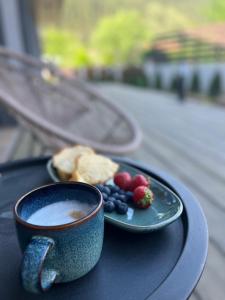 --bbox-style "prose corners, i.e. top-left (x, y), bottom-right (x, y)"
top-left (129, 174), bottom-right (149, 191)
top-left (114, 172), bottom-right (132, 190)
top-left (133, 186), bottom-right (154, 209)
